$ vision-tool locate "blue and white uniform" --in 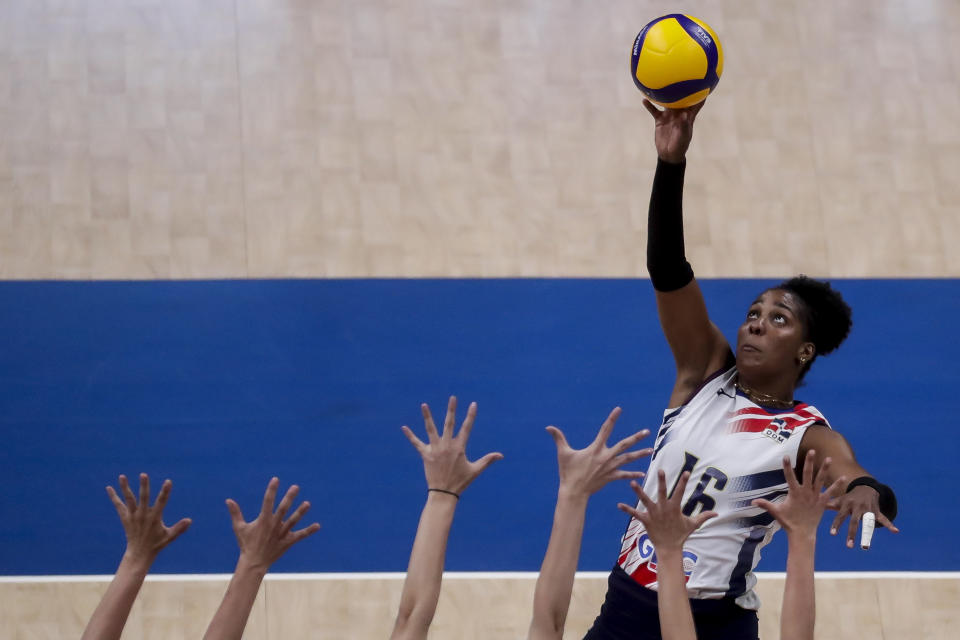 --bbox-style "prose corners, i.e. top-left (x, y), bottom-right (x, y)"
top-left (616, 366), bottom-right (829, 610)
